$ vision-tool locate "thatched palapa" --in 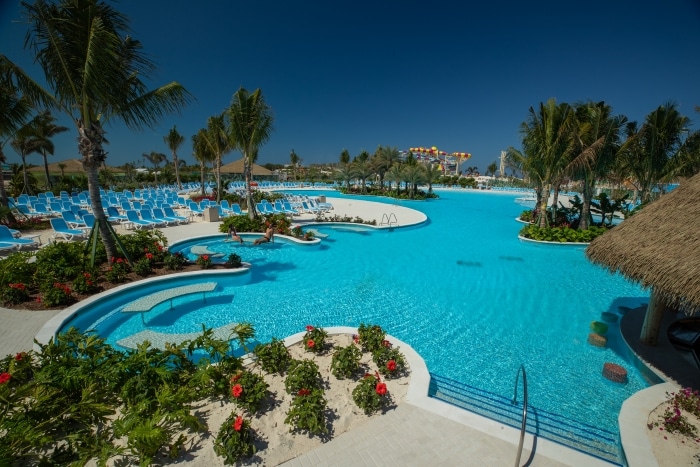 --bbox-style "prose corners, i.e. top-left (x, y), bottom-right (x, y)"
top-left (586, 172), bottom-right (700, 343)
top-left (219, 158), bottom-right (272, 176)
